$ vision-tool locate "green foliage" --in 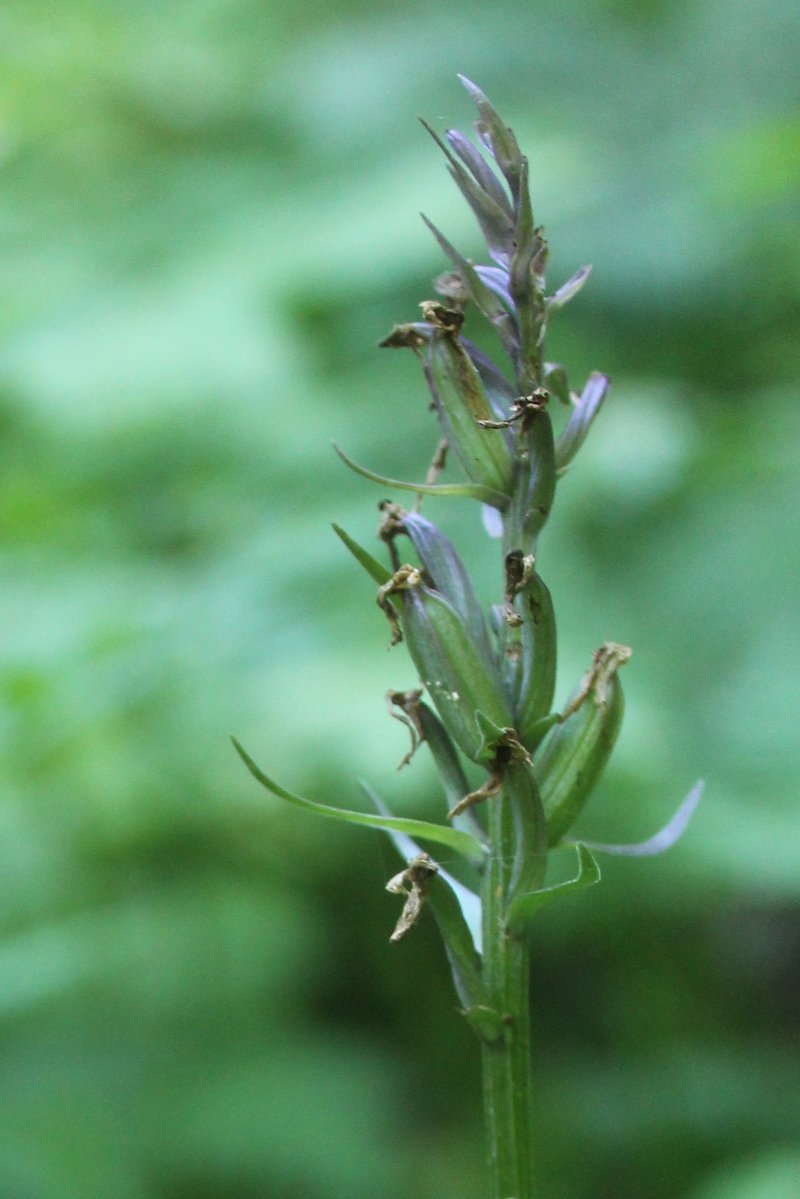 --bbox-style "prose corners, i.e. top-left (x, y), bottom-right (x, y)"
top-left (0, 2), bottom-right (798, 1197)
